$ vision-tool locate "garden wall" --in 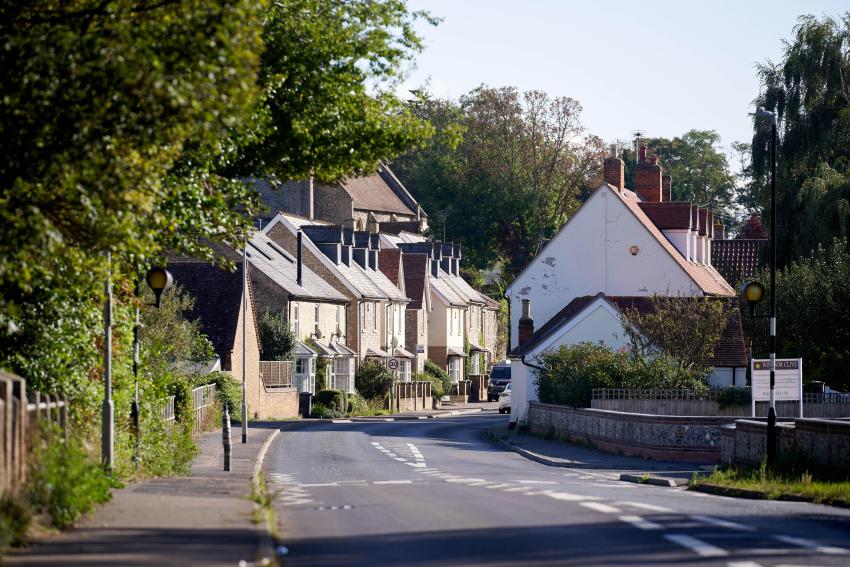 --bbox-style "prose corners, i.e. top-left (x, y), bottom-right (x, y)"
top-left (592, 399), bottom-right (849, 418)
top-left (527, 402), bottom-right (737, 463)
